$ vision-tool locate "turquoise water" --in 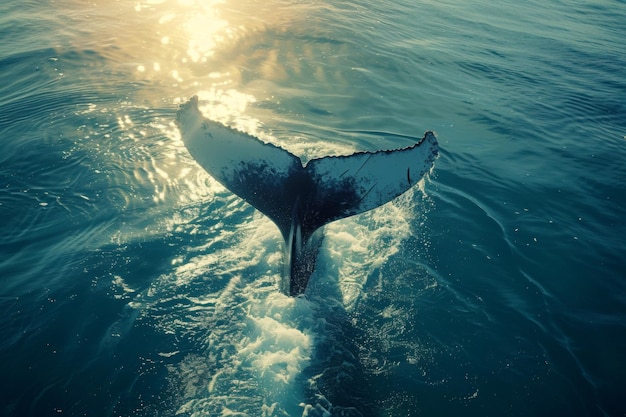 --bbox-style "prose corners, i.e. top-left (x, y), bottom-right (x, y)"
top-left (1, 0), bottom-right (625, 416)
